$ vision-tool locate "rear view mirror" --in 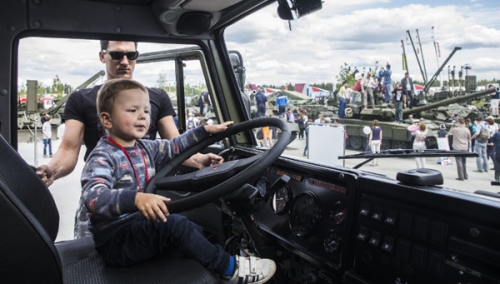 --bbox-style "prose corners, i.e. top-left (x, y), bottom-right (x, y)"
top-left (277, 0), bottom-right (323, 20)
